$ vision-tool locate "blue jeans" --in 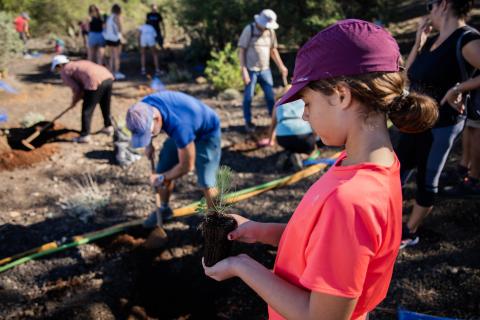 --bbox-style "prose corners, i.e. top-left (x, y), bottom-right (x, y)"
top-left (157, 130), bottom-right (222, 188)
top-left (242, 69), bottom-right (275, 124)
